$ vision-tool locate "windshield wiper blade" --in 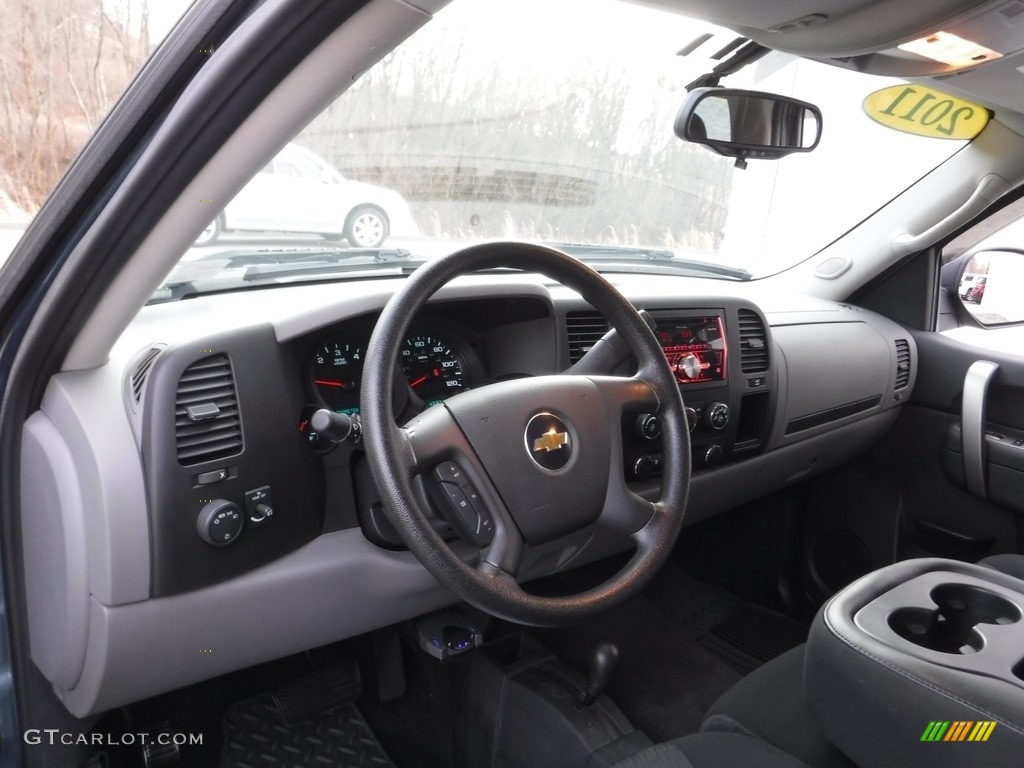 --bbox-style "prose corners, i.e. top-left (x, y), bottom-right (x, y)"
top-left (194, 246), bottom-right (411, 268)
top-left (667, 258), bottom-right (753, 281)
top-left (544, 241), bottom-right (752, 280)
top-left (241, 256), bottom-right (426, 282)
top-left (149, 256), bottom-right (426, 304)
top-left (545, 242), bottom-right (675, 261)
